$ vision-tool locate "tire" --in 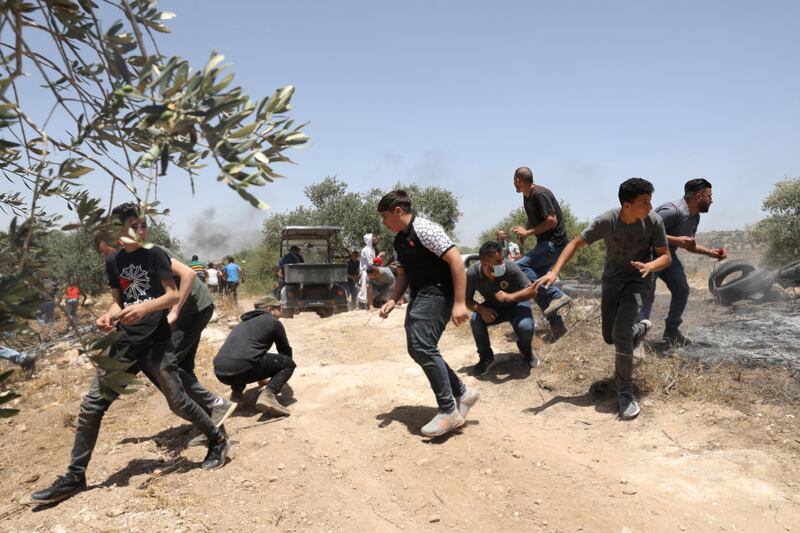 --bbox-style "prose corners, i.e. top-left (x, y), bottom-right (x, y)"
top-left (778, 260), bottom-right (800, 282)
top-left (714, 268), bottom-right (776, 305)
top-left (282, 308), bottom-right (295, 319)
top-left (708, 259), bottom-right (756, 293)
